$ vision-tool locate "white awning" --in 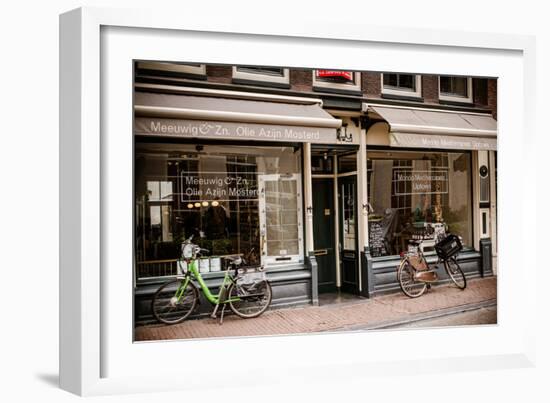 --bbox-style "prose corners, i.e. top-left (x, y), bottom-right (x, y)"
top-left (134, 88), bottom-right (345, 144)
top-left (365, 105), bottom-right (497, 151)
